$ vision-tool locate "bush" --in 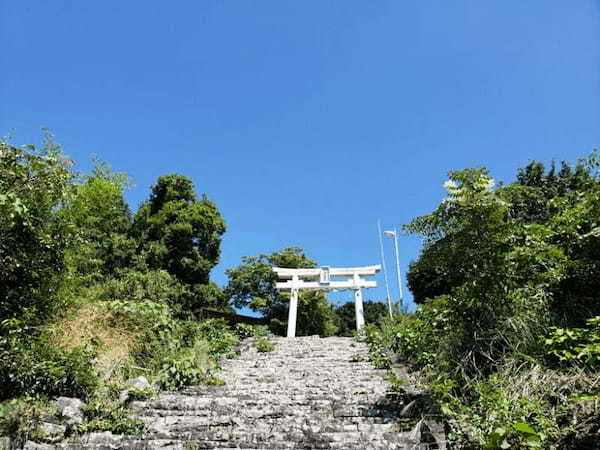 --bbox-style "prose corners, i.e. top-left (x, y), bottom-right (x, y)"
top-left (234, 323), bottom-right (270, 339)
top-left (100, 270), bottom-right (188, 310)
top-left (159, 350), bottom-right (204, 391)
top-left (0, 320), bottom-right (98, 401)
top-left (361, 324), bottom-right (391, 369)
top-left (544, 316), bottom-right (600, 369)
top-left (79, 394), bottom-right (146, 436)
top-left (0, 397), bottom-right (49, 447)
top-left (104, 302), bottom-right (237, 390)
top-left (194, 319), bottom-right (238, 359)
top-left (254, 339), bottom-right (275, 353)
